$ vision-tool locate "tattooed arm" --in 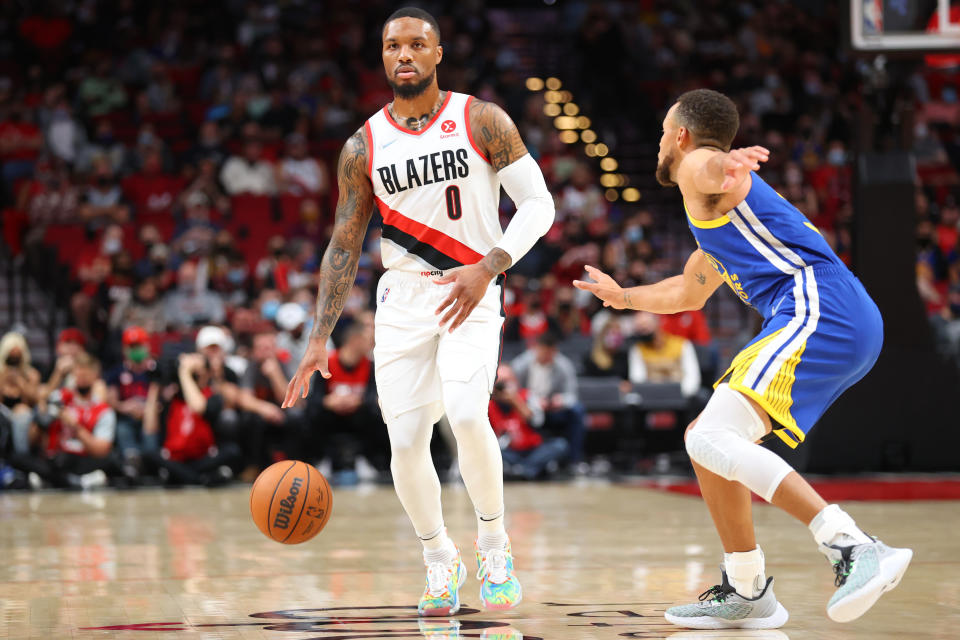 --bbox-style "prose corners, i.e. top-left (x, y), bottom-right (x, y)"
top-left (434, 99), bottom-right (555, 331)
top-left (283, 128), bottom-right (373, 407)
top-left (573, 250), bottom-right (723, 313)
